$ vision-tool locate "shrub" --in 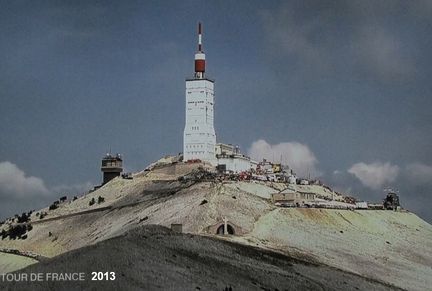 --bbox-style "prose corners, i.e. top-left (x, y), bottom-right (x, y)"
top-left (89, 198), bottom-right (95, 206)
top-left (97, 196), bottom-right (105, 204)
top-left (8, 225), bottom-right (27, 240)
top-left (17, 212), bottom-right (30, 223)
top-left (49, 203), bottom-right (58, 211)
